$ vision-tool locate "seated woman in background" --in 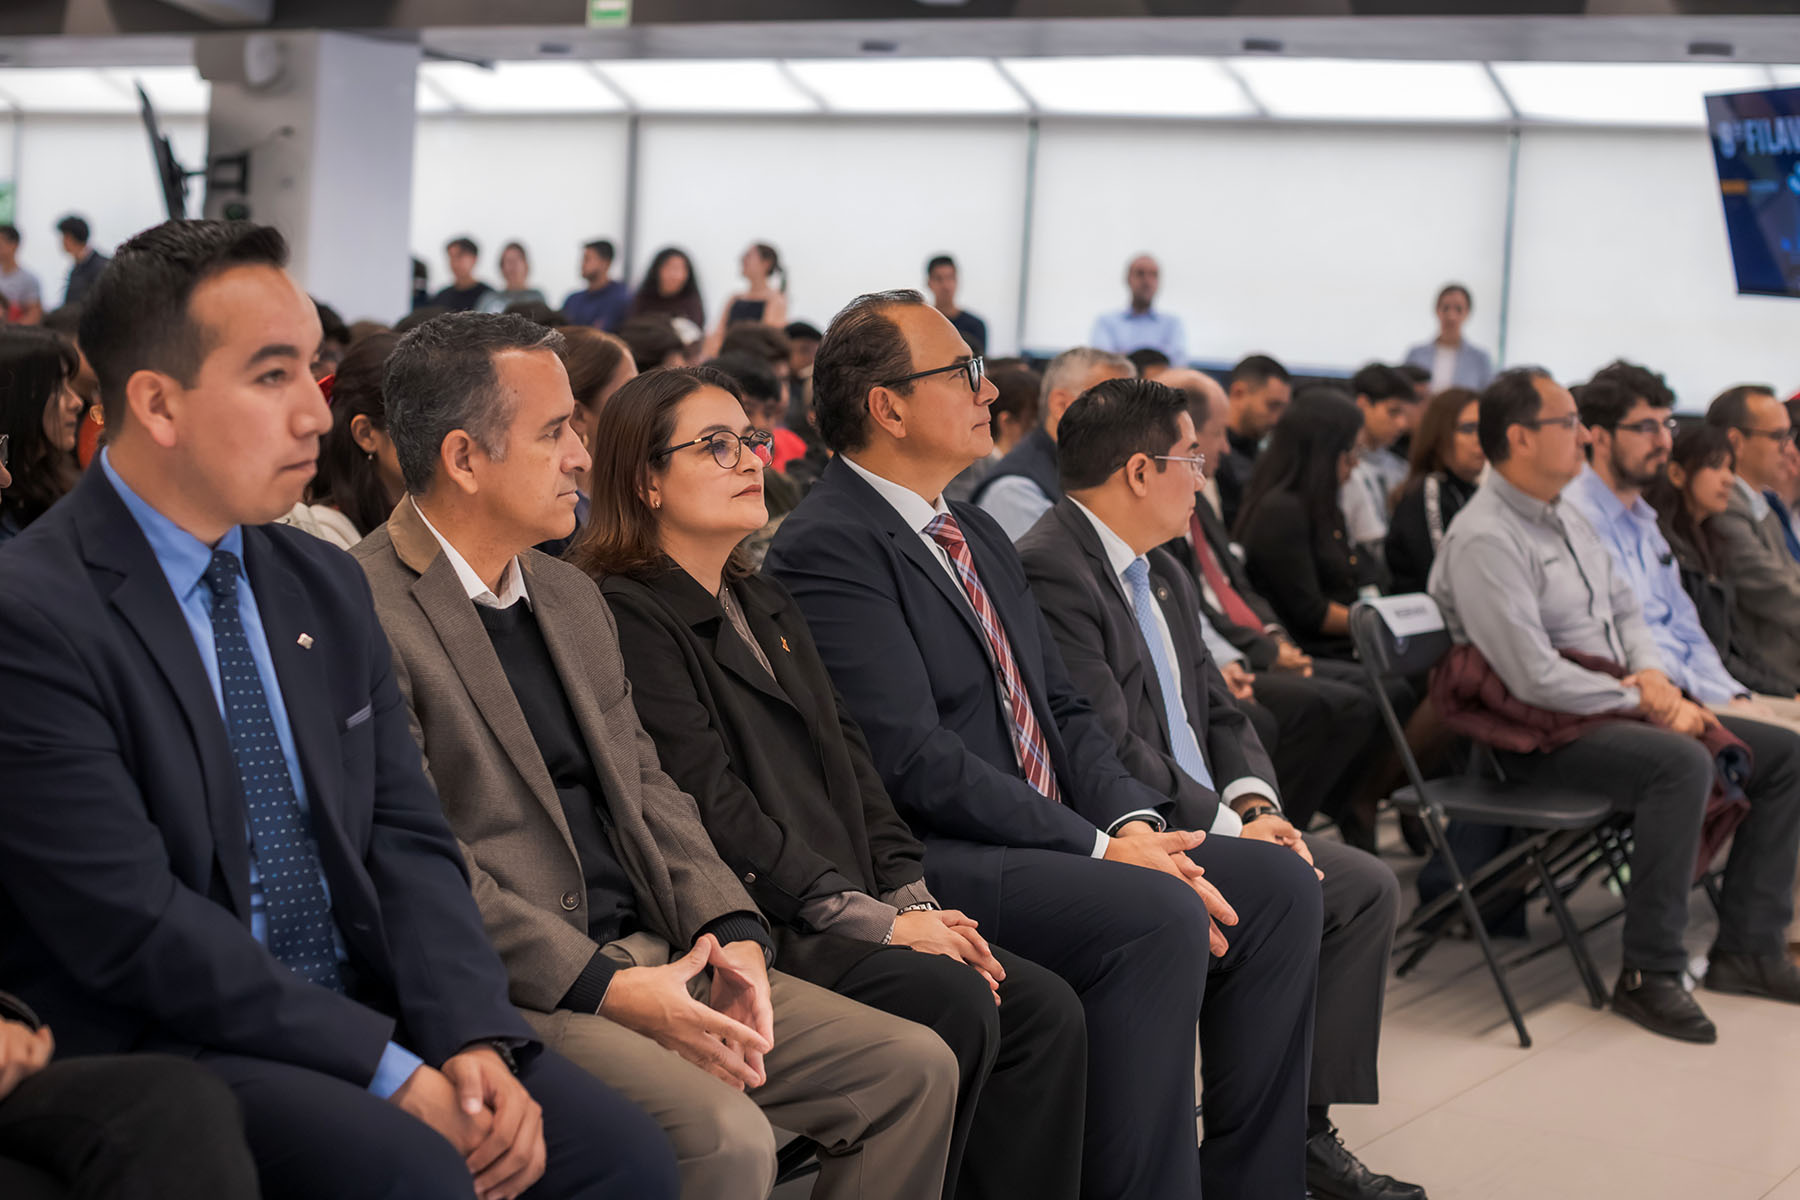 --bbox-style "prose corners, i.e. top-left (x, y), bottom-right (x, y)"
top-left (297, 330), bottom-right (404, 546)
top-left (0, 326), bottom-right (83, 543)
top-left (704, 243), bottom-right (788, 357)
top-left (476, 240), bottom-right (548, 314)
top-left (1235, 386), bottom-right (1373, 660)
top-left (1646, 424), bottom-right (1800, 700)
top-left (571, 366), bottom-right (1087, 1200)
top-left (629, 246), bottom-right (706, 329)
top-left (1385, 386), bottom-right (1484, 596)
